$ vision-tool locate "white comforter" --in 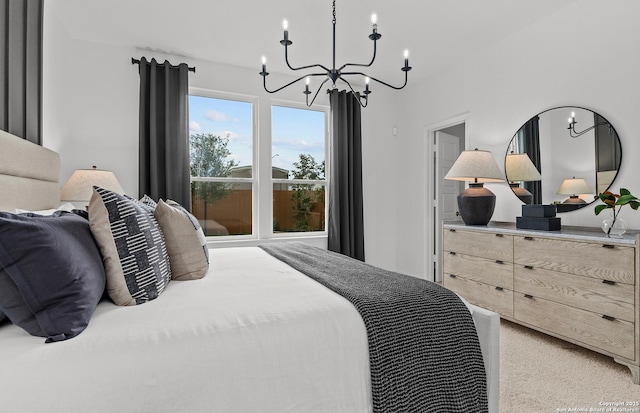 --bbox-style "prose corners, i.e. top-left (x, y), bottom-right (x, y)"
top-left (1, 247), bottom-right (372, 413)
